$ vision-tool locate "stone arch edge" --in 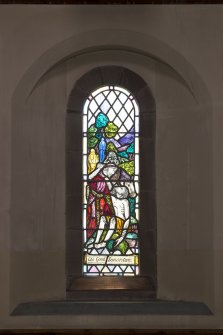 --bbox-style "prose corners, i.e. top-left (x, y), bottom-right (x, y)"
top-left (12, 29), bottom-right (212, 108)
top-left (65, 65), bottom-right (157, 299)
